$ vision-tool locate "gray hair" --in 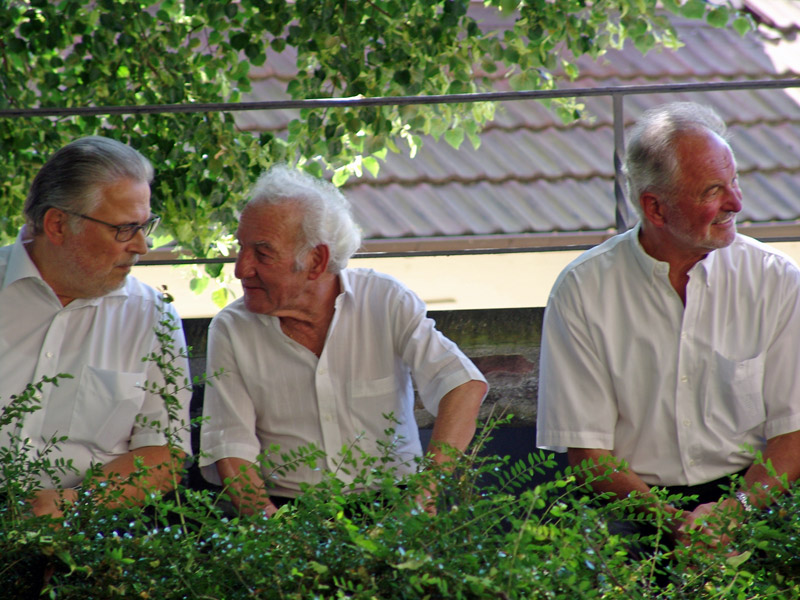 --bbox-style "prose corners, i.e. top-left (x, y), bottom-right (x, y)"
top-left (246, 164), bottom-right (363, 273)
top-left (24, 136), bottom-right (154, 235)
top-left (623, 102), bottom-right (730, 218)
